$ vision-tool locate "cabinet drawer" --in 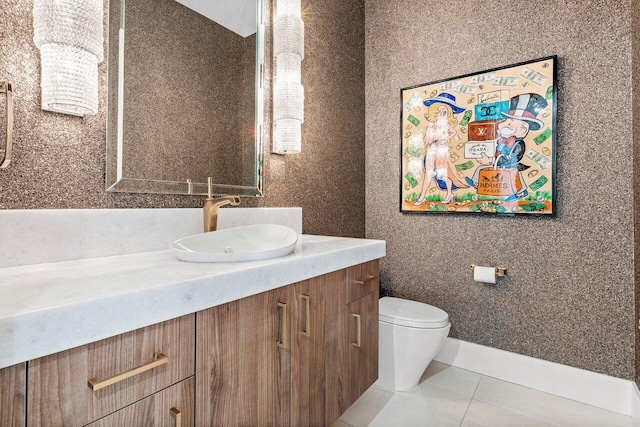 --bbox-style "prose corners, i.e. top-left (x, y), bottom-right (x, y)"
top-left (86, 376), bottom-right (194, 427)
top-left (347, 259), bottom-right (380, 303)
top-left (28, 314), bottom-right (195, 427)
